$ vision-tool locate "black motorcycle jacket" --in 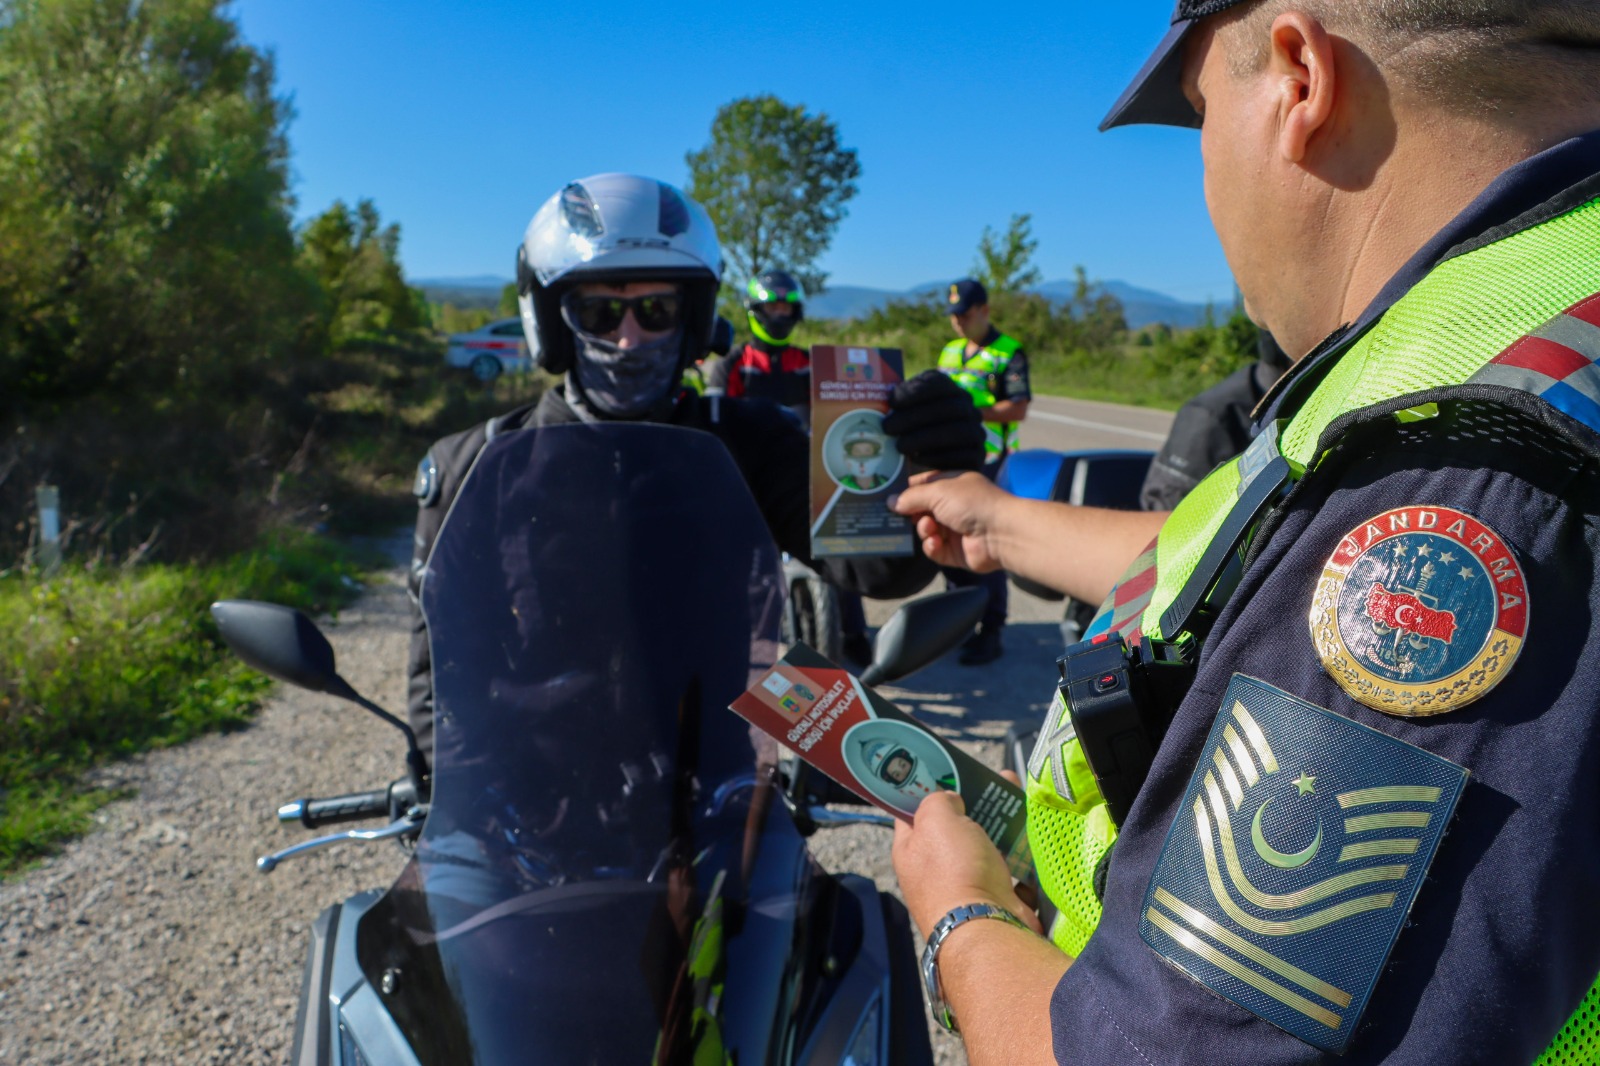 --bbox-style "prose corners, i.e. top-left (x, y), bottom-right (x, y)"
top-left (406, 385), bottom-right (938, 764)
